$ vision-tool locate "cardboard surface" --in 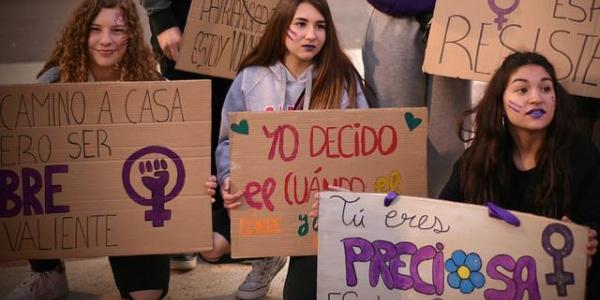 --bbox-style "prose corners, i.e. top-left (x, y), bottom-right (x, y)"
top-left (423, 0), bottom-right (600, 98)
top-left (0, 80), bottom-right (213, 259)
top-left (229, 108), bottom-right (427, 257)
top-left (317, 191), bottom-right (589, 299)
top-left (177, 0), bottom-right (280, 79)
